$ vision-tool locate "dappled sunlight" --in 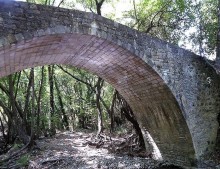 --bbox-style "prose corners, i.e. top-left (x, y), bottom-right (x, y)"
top-left (146, 131), bottom-right (163, 161)
top-left (29, 131), bottom-right (160, 168)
